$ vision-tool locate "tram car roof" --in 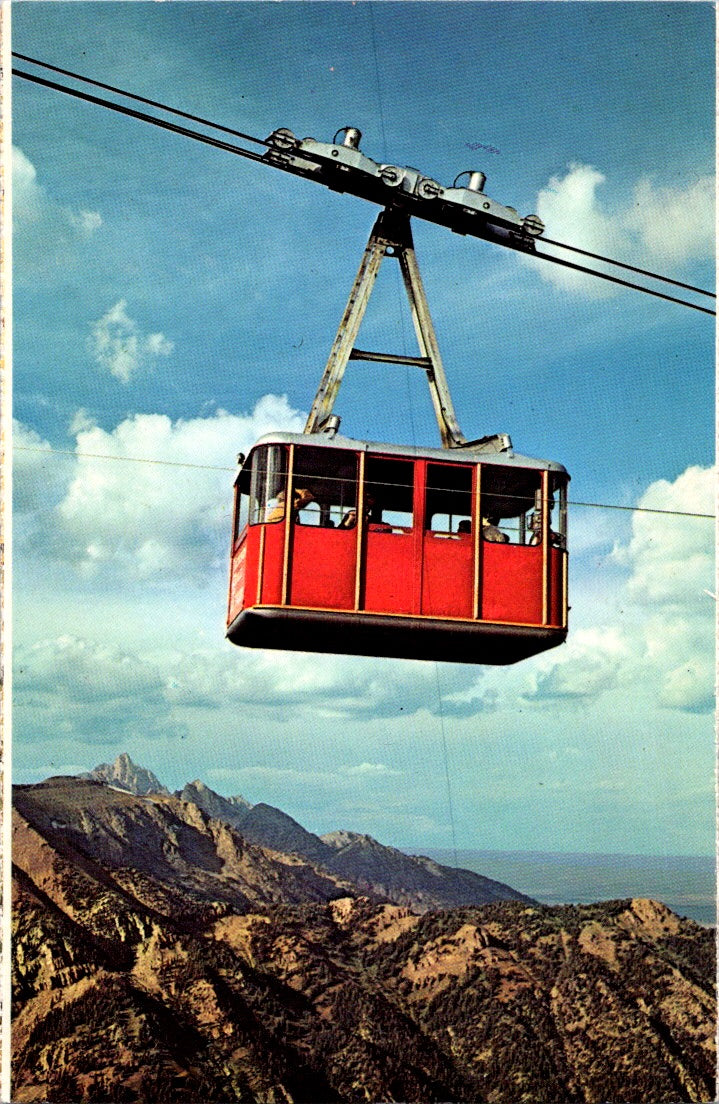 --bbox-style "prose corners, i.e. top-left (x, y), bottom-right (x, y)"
top-left (238, 432), bottom-right (569, 522)
top-left (239, 430), bottom-right (569, 476)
